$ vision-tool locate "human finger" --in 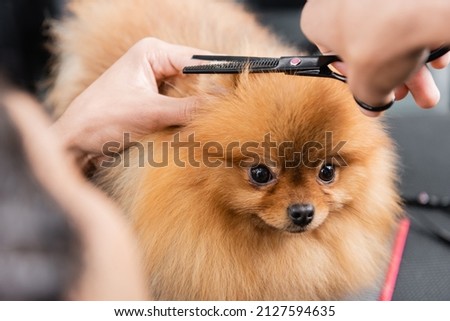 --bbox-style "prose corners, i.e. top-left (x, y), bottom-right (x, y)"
top-left (404, 65), bottom-right (440, 108)
top-left (141, 38), bottom-right (212, 81)
top-left (139, 95), bottom-right (200, 130)
top-left (429, 52), bottom-right (450, 69)
top-left (394, 84), bottom-right (409, 101)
